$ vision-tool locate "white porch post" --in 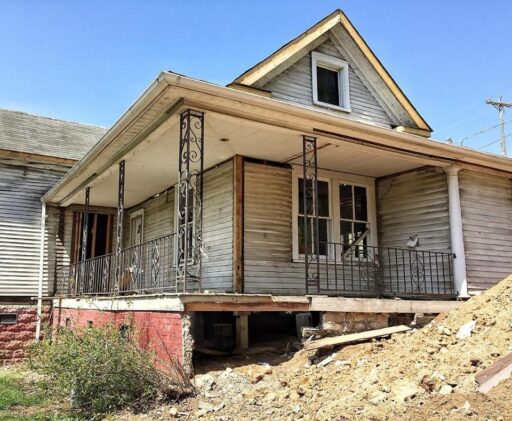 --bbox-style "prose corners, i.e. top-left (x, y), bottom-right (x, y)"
top-left (446, 166), bottom-right (468, 297)
top-left (35, 201), bottom-right (47, 341)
